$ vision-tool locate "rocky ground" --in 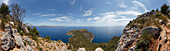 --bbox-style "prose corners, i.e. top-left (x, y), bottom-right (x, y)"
top-left (0, 21), bottom-right (68, 51)
top-left (116, 12), bottom-right (170, 51)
